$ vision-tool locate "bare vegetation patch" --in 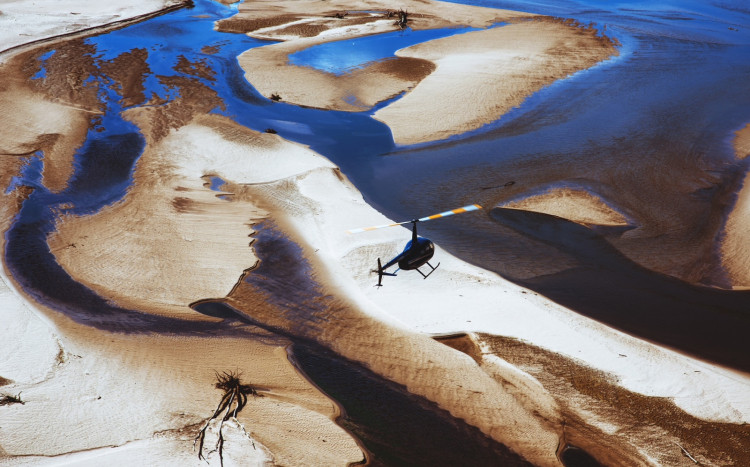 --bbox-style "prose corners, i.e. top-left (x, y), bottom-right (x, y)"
top-left (0, 392), bottom-right (24, 406)
top-left (366, 56), bottom-right (436, 82)
top-left (216, 15), bottom-right (302, 34)
top-left (194, 371), bottom-right (262, 466)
